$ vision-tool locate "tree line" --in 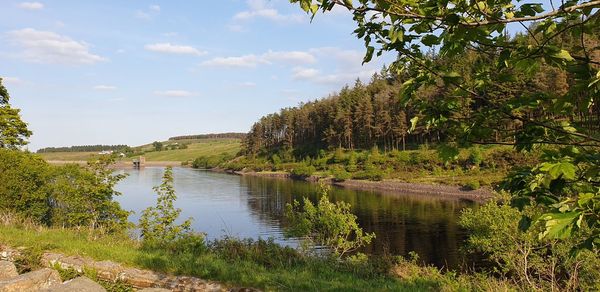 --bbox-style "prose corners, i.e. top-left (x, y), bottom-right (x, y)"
top-left (168, 133), bottom-right (246, 141)
top-left (37, 144), bottom-right (130, 153)
top-left (242, 33), bottom-right (599, 158)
